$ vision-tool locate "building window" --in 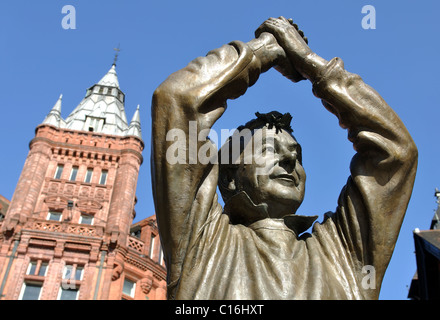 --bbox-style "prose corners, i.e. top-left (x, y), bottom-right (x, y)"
top-left (79, 214), bottom-right (93, 225)
top-left (19, 282), bottom-right (43, 300)
top-left (122, 278), bottom-right (136, 299)
top-left (59, 264), bottom-right (84, 300)
top-left (84, 168), bottom-right (93, 183)
top-left (20, 259), bottom-right (48, 300)
top-left (84, 116), bottom-right (104, 133)
top-left (54, 165), bottom-right (64, 179)
top-left (27, 260), bottom-right (48, 277)
top-left (130, 228), bottom-right (141, 239)
top-left (47, 211), bottom-right (62, 222)
top-left (0, 213), bottom-right (4, 221)
top-left (149, 235), bottom-right (156, 259)
top-left (58, 287), bottom-right (79, 300)
top-left (63, 264), bottom-right (84, 281)
top-left (158, 246), bottom-right (164, 266)
top-left (99, 170), bottom-right (108, 185)
top-left (69, 166), bottom-right (78, 181)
